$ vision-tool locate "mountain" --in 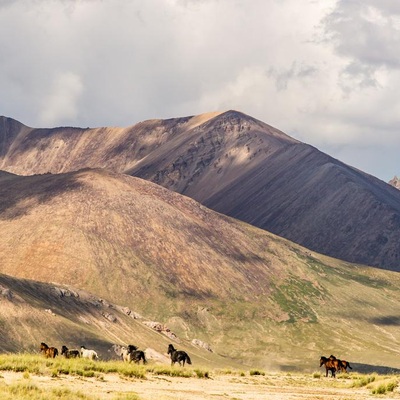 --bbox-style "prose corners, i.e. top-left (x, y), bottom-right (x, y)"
top-left (2, 168), bottom-right (400, 370)
top-left (1, 112), bottom-right (400, 270)
top-left (389, 176), bottom-right (400, 190)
